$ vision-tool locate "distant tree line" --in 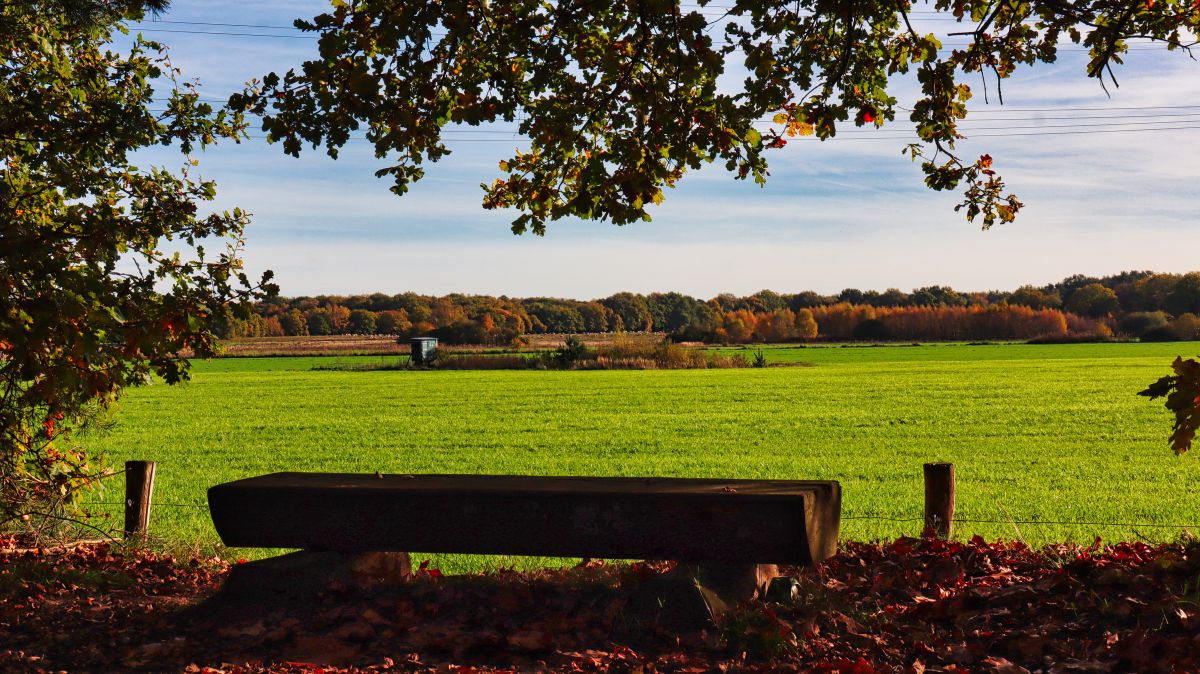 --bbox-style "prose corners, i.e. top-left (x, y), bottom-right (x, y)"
top-left (219, 271), bottom-right (1200, 345)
